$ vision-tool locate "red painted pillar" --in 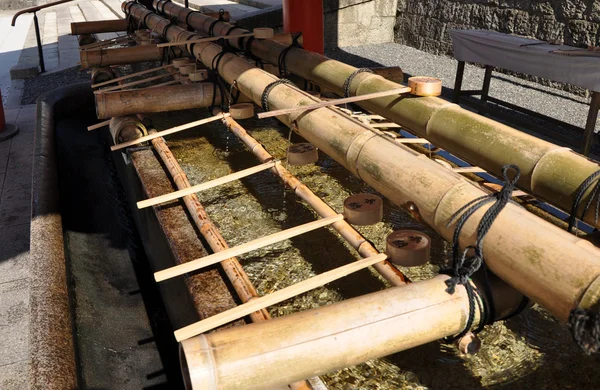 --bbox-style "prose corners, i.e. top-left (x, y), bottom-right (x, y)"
top-left (283, 0), bottom-right (324, 54)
